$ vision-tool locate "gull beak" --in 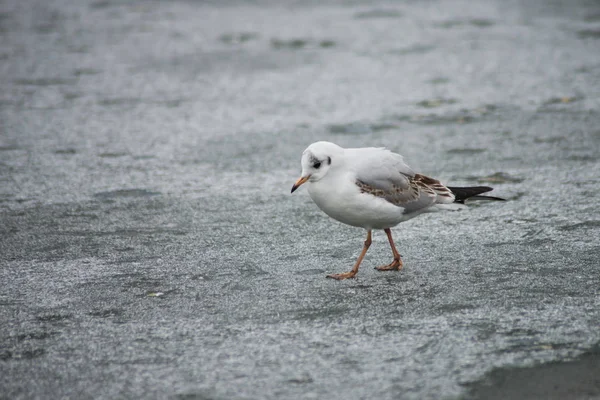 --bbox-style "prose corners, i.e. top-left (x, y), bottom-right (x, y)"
top-left (291, 175), bottom-right (310, 193)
